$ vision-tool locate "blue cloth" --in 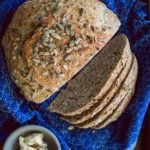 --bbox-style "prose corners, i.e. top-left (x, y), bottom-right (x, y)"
top-left (0, 0), bottom-right (150, 149)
